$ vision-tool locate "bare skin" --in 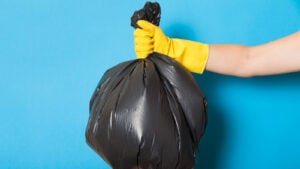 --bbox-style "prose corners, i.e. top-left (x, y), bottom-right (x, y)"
top-left (206, 31), bottom-right (300, 77)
